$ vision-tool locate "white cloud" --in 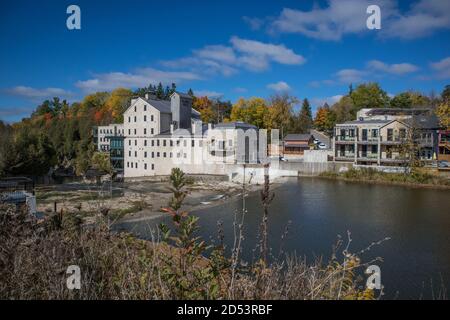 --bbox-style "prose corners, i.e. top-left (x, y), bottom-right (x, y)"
top-left (194, 90), bottom-right (223, 98)
top-left (367, 60), bottom-right (419, 75)
top-left (271, 0), bottom-right (395, 41)
top-left (76, 68), bottom-right (201, 92)
top-left (230, 36), bottom-right (306, 68)
top-left (430, 56), bottom-right (450, 79)
top-left (269, 0), bottom-right (450, 41)
top-left (382, 0), bottom-right (450, 39)
top-left (267, 81), bottom-right (291, 92)
top-left (5, 86), bottom-right (72, 100)
top-left (0, 106), bottom-right (35, 117)
top-left (335, 69), bottom-right (367, 83)
top-left (162, 37), bottom-right (306, 75)
top-left (311, 95), bottom-right (343, 107)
